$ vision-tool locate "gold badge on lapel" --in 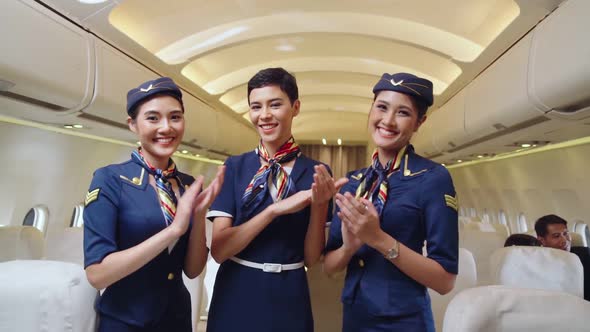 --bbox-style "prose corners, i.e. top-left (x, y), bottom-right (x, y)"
top-left (85, 188), bottom-right (100, 207)
top-left (351, 172), bottom-right (363, 180)
top-left (444, 194), bottom-right (458, 211)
